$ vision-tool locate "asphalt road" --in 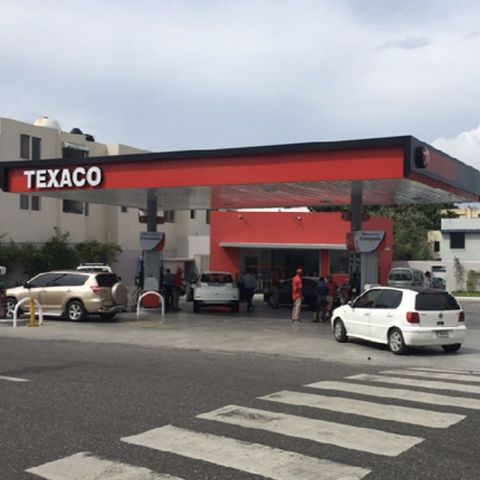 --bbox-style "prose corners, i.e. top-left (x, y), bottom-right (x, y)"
top-left (1, 299), bottom-right (480, 479)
